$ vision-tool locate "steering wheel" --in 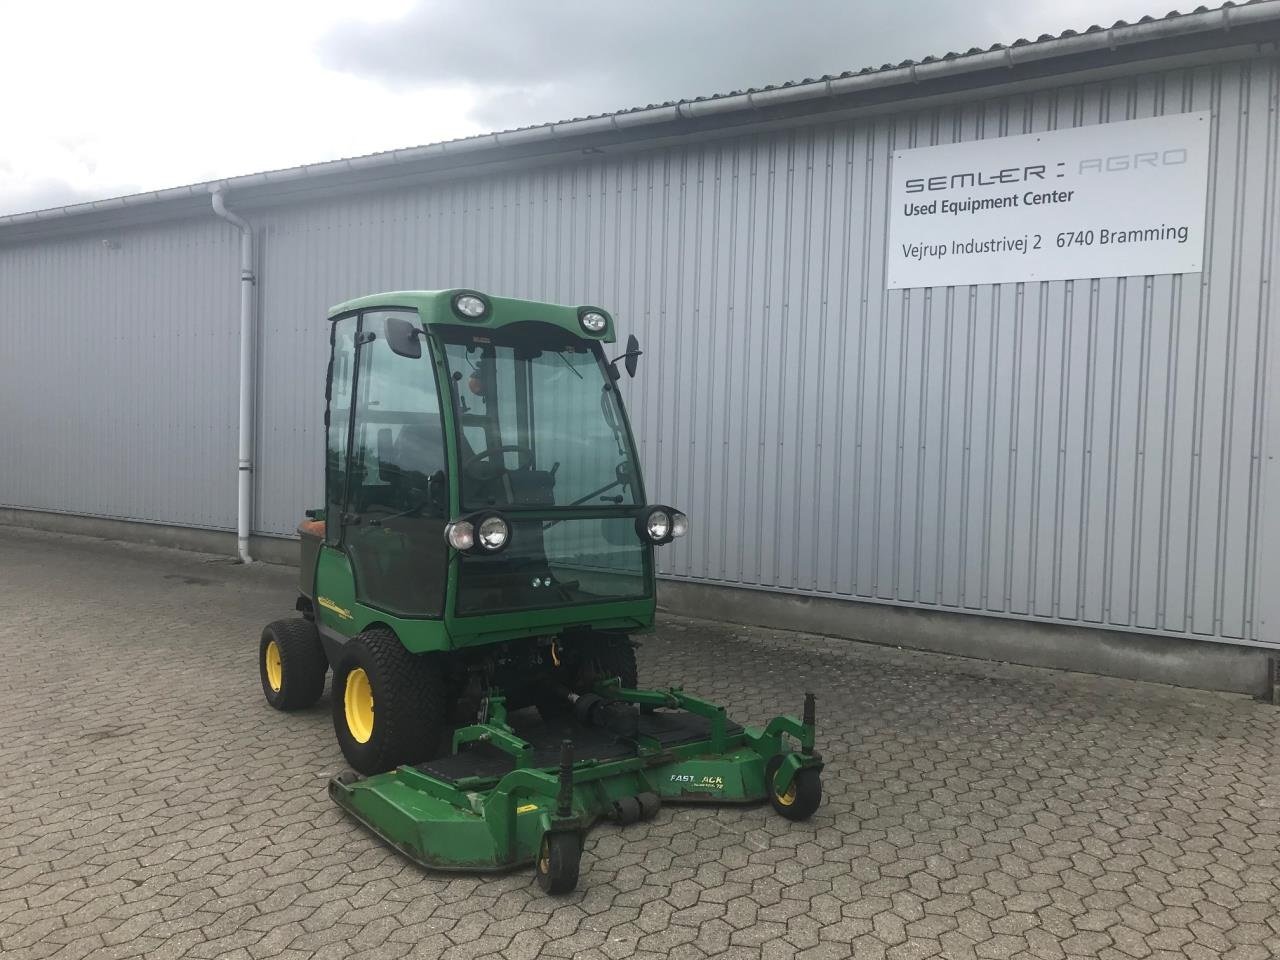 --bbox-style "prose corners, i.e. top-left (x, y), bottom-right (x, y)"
top-left (462, 444), bottom-right (533, 481)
